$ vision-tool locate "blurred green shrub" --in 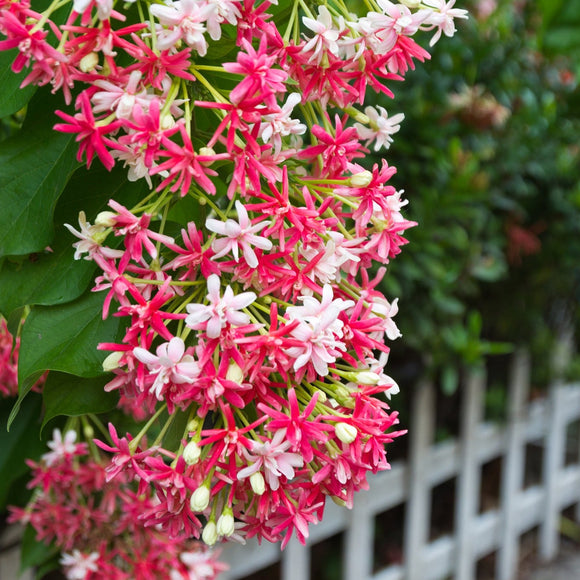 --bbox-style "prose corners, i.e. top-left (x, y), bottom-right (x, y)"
top-left (376, 0), bottom-right (580, 391)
